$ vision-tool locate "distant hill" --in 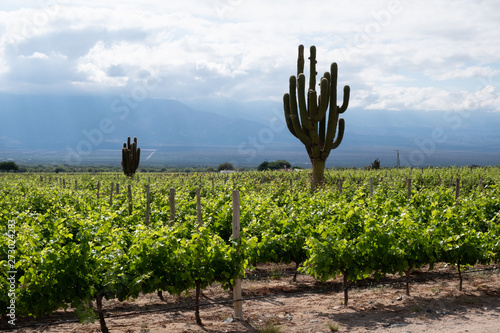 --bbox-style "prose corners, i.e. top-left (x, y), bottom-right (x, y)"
top-left (0, 94), bottom-right (303, 167)
top-left (1, 93), bottom-right (499, 167)
top-left (0, 94), bottom-right (289, 149)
